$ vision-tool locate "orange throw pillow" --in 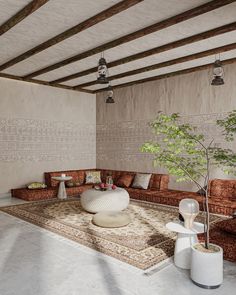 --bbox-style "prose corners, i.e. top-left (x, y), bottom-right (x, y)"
top-left (116, 174), bottom-right (134, 188)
